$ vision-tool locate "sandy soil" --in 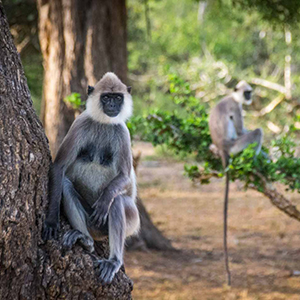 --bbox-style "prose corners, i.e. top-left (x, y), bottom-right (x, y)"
top-left (125, 142), bottom-right (300, 300)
